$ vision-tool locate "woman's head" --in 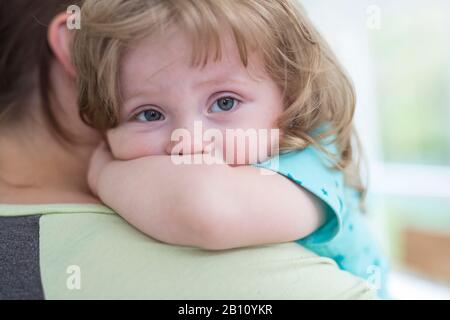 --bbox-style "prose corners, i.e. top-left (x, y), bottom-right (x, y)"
top-left (73, 0), bottom-right (362, 188)
top-left (0, 0), bottom-right (101, 146)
